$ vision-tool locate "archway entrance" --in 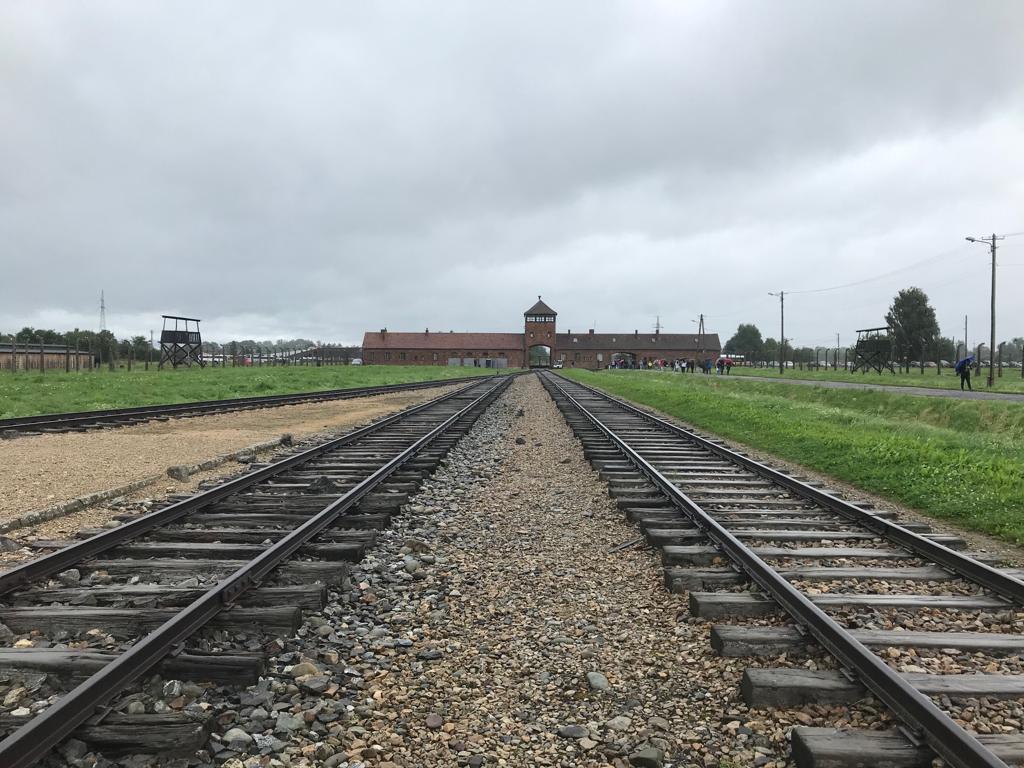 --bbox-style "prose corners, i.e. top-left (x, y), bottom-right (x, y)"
top-left (610, 352), bottom-right (637, 369)
top-left (528, 344), bottom-right (552, 368)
